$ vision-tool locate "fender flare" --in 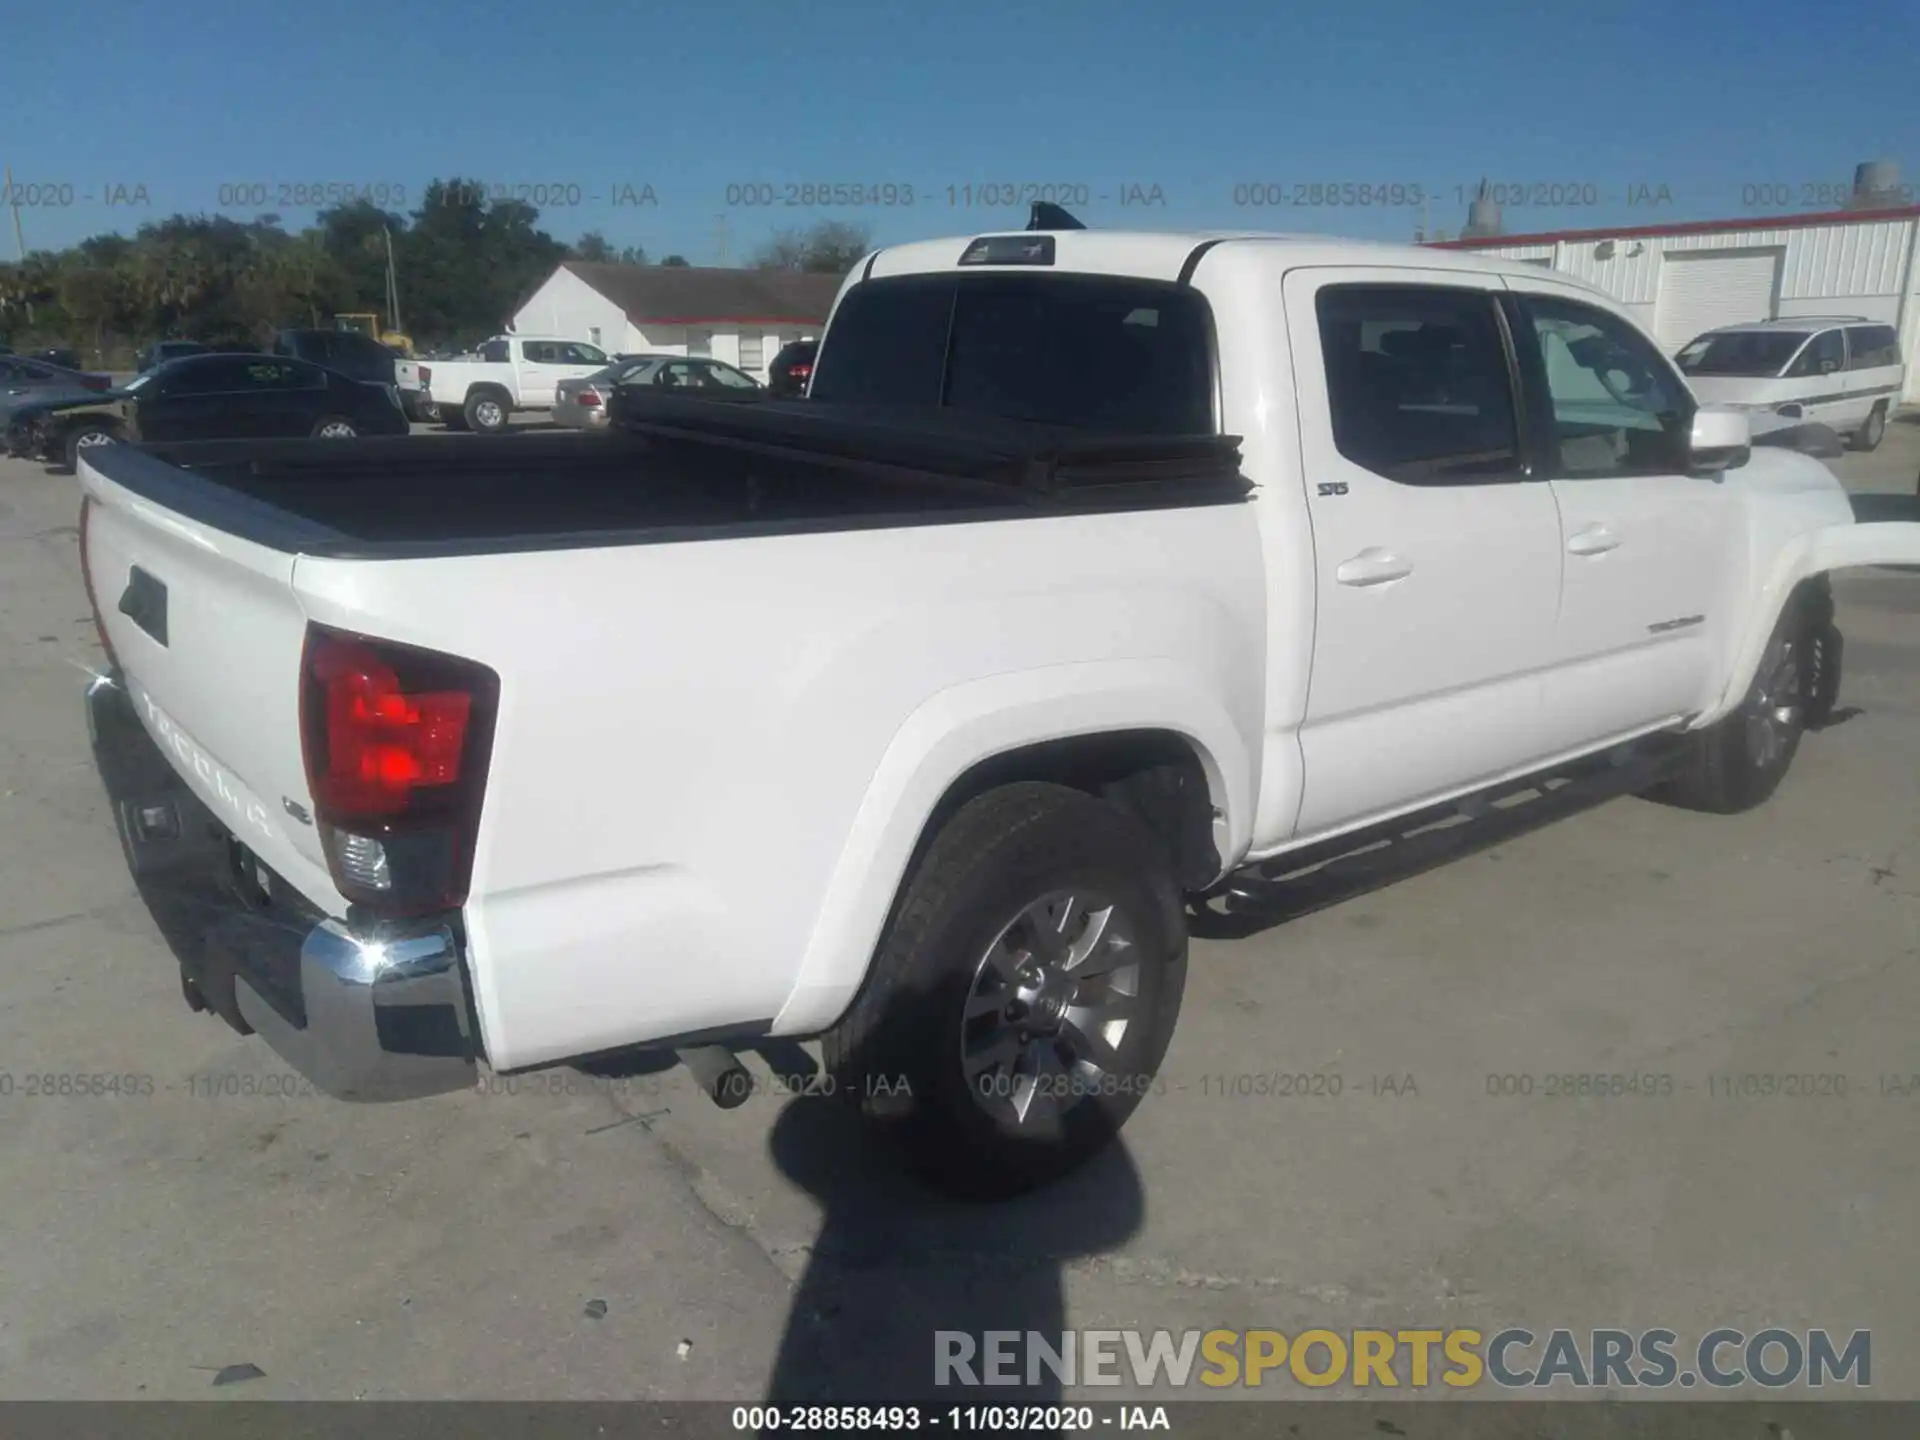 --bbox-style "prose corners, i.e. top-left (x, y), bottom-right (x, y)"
top-left (767, 660), bottom-right (1254, 1037)
top-left (1702, 519), bottom-right (1920, 727)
